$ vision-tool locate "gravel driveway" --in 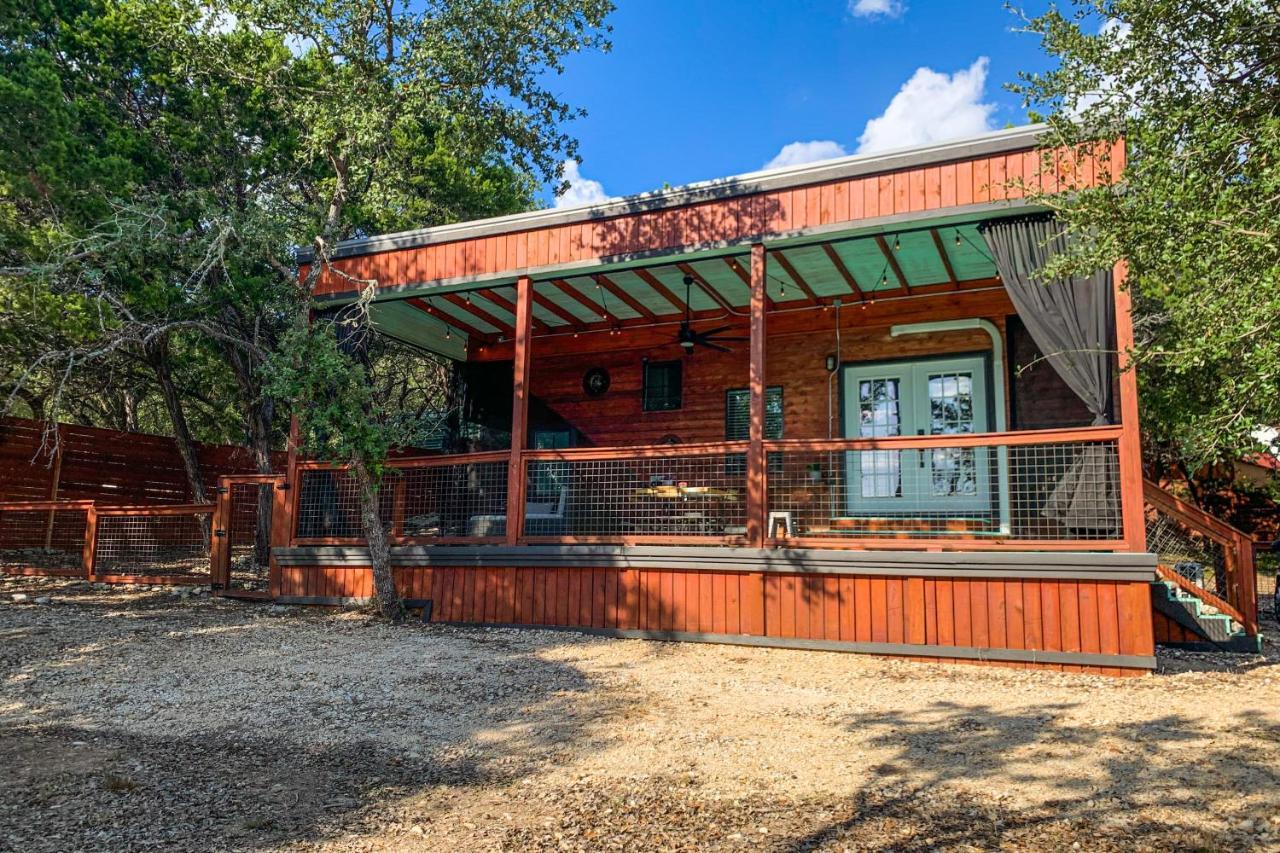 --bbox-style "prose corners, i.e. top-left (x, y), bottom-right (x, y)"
top-left (2, 574), bottom-right (1279, 851)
